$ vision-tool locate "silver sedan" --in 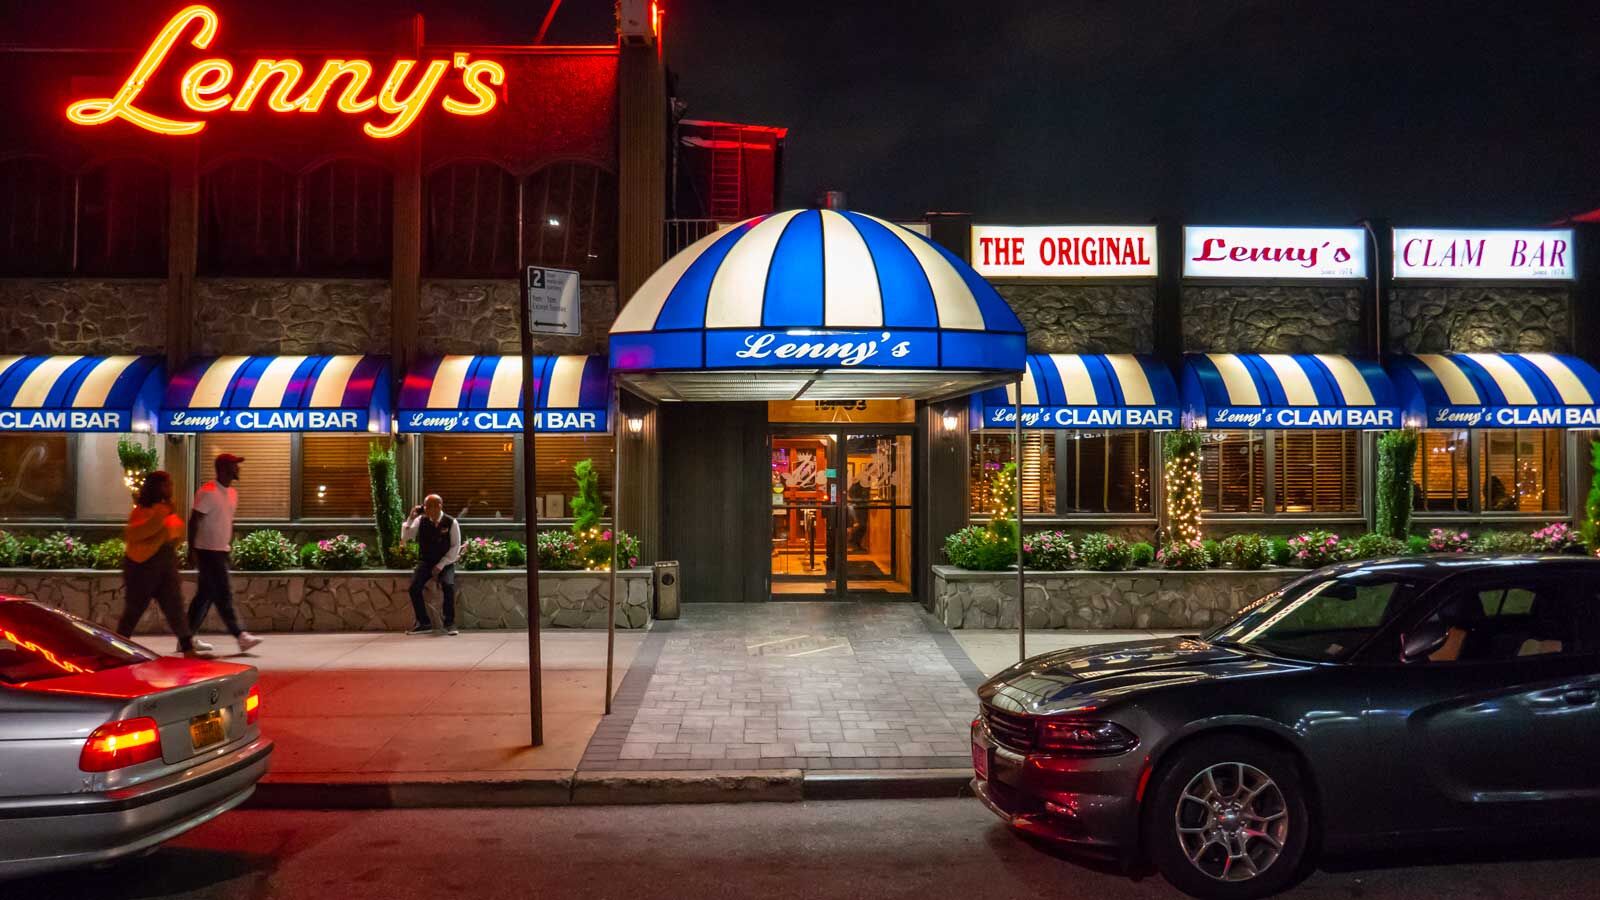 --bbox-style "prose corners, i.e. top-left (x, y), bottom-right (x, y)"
top-left (0, 596), bottom-right (272, 879)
